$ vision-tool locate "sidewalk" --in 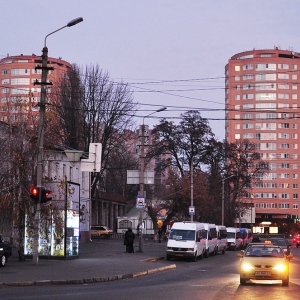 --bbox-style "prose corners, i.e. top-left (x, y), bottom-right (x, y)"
top-left (0, 239), bottom-right (176, 286)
